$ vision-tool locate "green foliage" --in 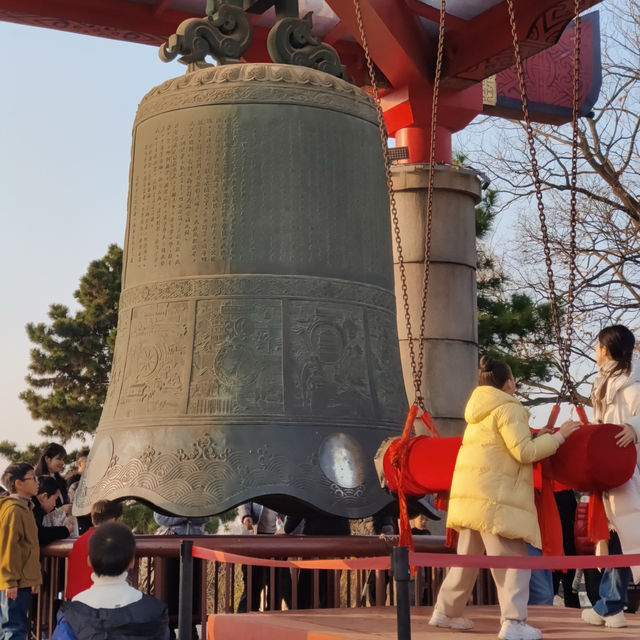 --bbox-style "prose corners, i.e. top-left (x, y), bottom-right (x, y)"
top-left (20, 244), bottom-right (122, 442)
top-left (478, 294), bottom-right (555, 383)
top-left (121, 501), bottom-right (159, 534)
top-left (475, 188), bottom-right (498, 239)
top-left (0, 440), bottom-right (43, 465)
